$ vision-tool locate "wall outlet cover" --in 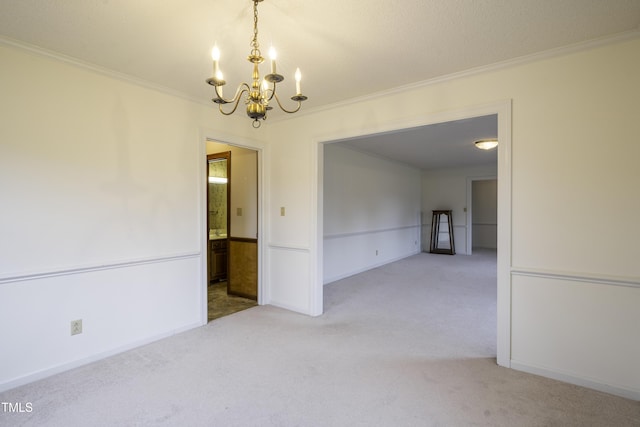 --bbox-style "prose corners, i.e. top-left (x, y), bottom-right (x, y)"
top-left (70, 319), bottom-right (83, 336)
